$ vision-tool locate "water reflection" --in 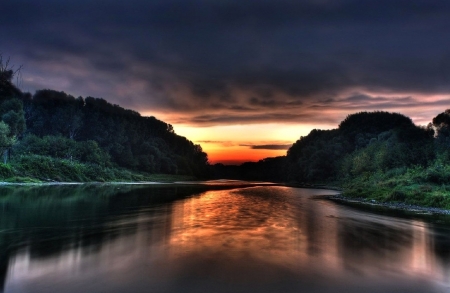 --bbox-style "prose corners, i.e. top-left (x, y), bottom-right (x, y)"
top-left (1, 184), bottom-right (450, 292)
